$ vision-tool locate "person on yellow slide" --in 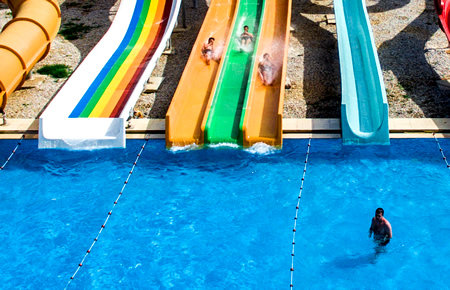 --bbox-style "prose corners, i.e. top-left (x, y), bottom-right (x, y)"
top-left (258, 53), bottom-right (275, 86)
top-left (201, 37), bottom-right (216, 65)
